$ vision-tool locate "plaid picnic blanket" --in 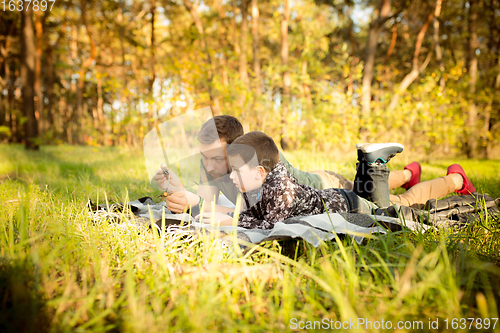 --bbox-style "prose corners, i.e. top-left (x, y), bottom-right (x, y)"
top-left (88, 197), bottom-right (429, 247)
top-left (89, 193), bottom-right (499, 247)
